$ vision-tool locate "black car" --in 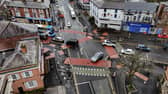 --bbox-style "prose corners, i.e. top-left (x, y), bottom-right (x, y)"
top-left (136, 44), bottom-right (151, 52)
top-left (163, 43), bottom-right (168, 50)
top-left (66, 39), bottom-right (79, 47)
